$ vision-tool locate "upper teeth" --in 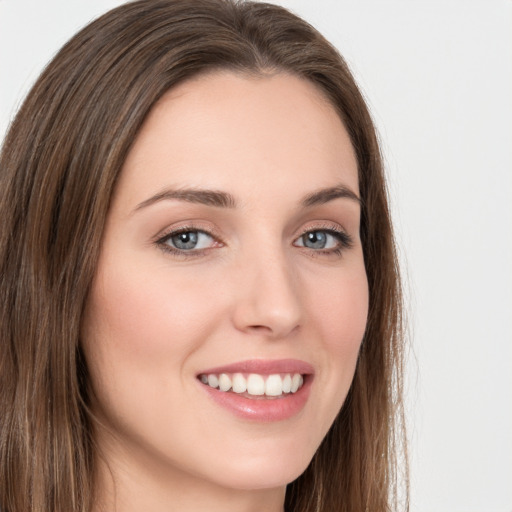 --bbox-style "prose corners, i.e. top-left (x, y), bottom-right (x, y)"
top-left (199, 373), bottom-right (304, 397)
